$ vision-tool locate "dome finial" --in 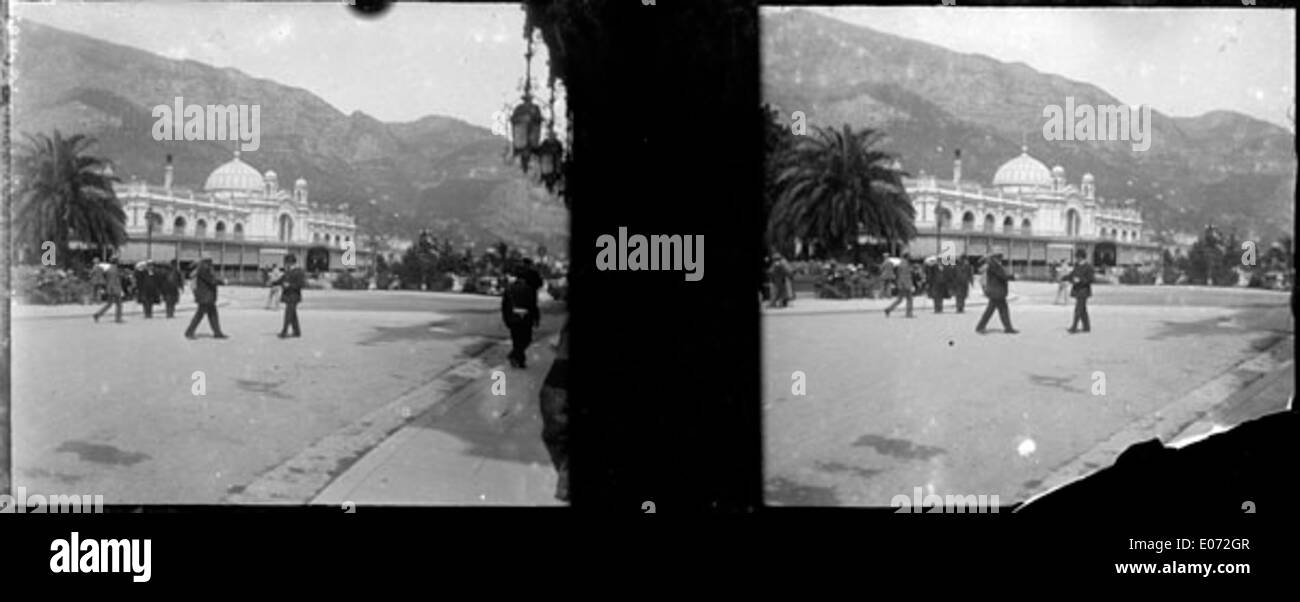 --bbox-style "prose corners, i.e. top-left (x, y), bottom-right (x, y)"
top-left (234, 149), bottom-right (241, 160)
top-left (1021, 144), bottom-right (1028, 154)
